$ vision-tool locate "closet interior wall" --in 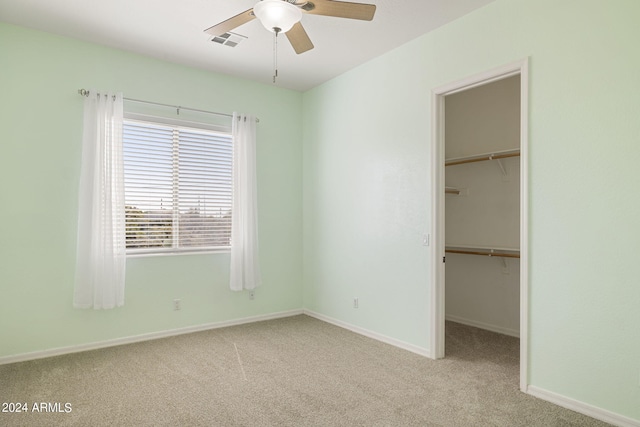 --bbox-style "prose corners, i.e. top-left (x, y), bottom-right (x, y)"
top-left (444, 75), bottom-right (521, 337)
